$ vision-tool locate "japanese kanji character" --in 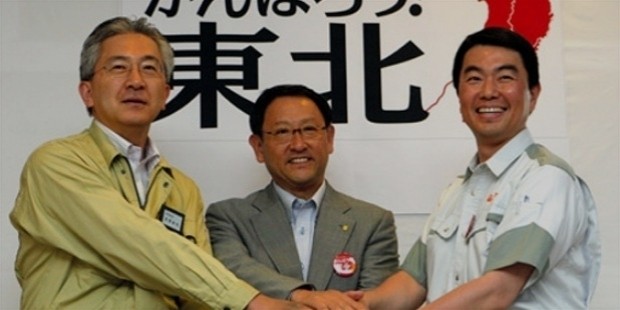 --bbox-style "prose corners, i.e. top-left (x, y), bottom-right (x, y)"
top-left (363, 23), bottom-right (428, 122)
top-left (156, 22), bottom-right (279, 128)
top-left (291, 24), bottom-right (348, 122)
